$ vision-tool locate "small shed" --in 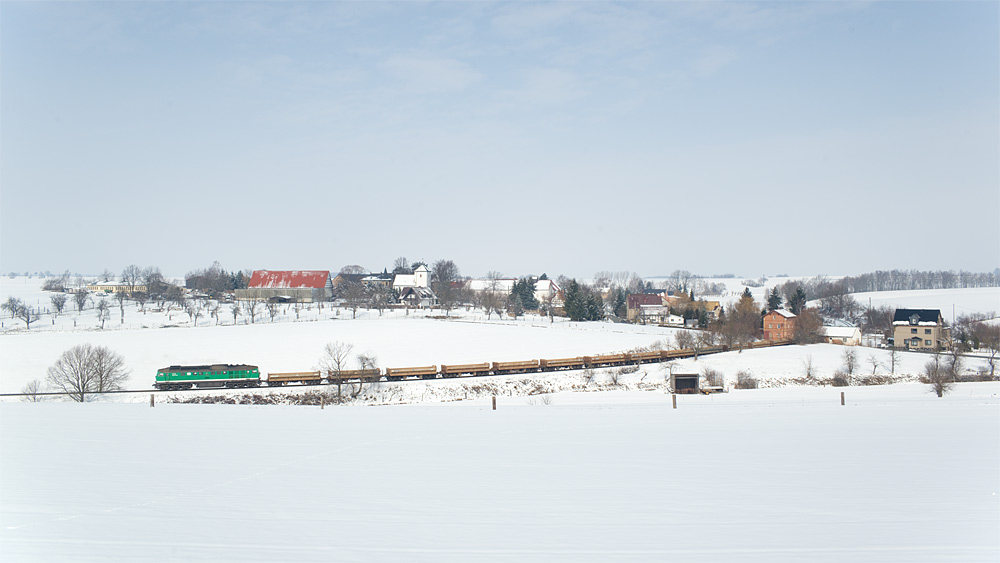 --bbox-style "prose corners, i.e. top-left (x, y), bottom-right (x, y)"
top-left (670, 373), bottom-right (700, 394)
